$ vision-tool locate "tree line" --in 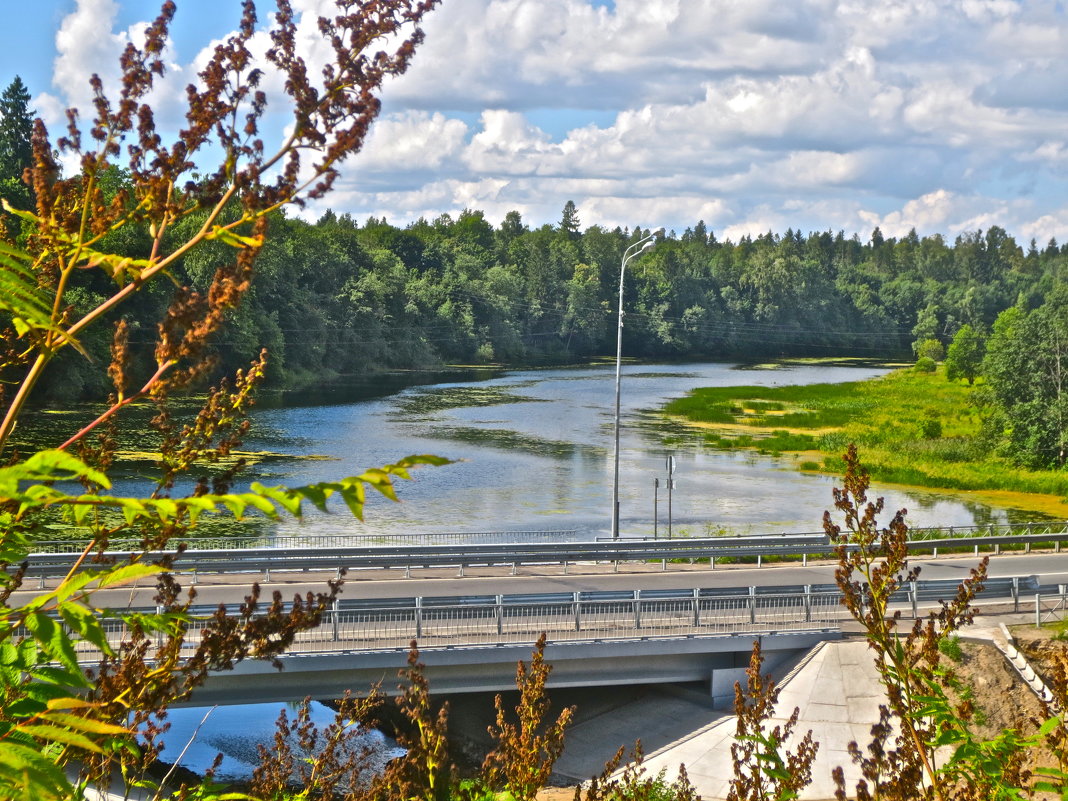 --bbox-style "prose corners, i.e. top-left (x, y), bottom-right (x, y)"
top-left (1, 73), bottom-right (1065, 409)
top-left (28, 196), bottom-right (1068, 402)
